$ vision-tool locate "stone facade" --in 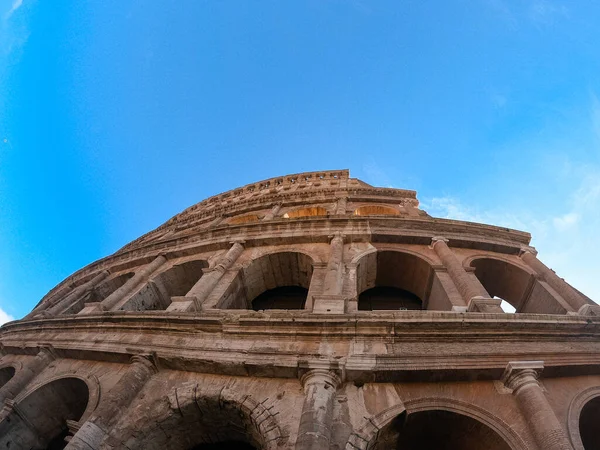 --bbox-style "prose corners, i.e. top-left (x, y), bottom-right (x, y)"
top-left (0, 169), bottom-right (599, 450)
